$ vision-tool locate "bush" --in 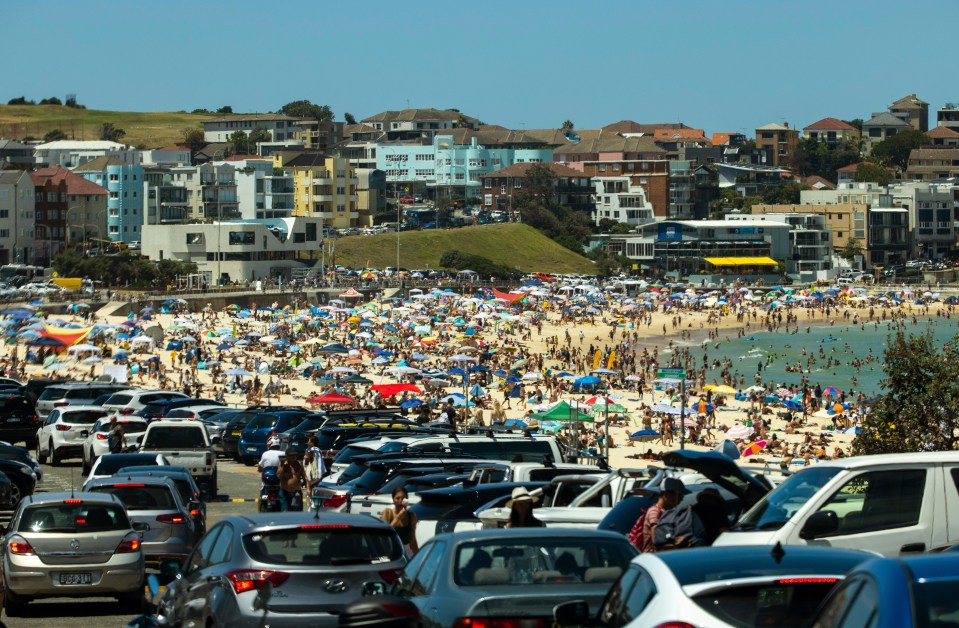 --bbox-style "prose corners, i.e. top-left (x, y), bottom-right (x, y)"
top-left (439, 250), bottom-right (519, 279)
top-left (7, 96), bottom-right (33, 105)
top-left (38, 97), bottom-right (62, 106)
